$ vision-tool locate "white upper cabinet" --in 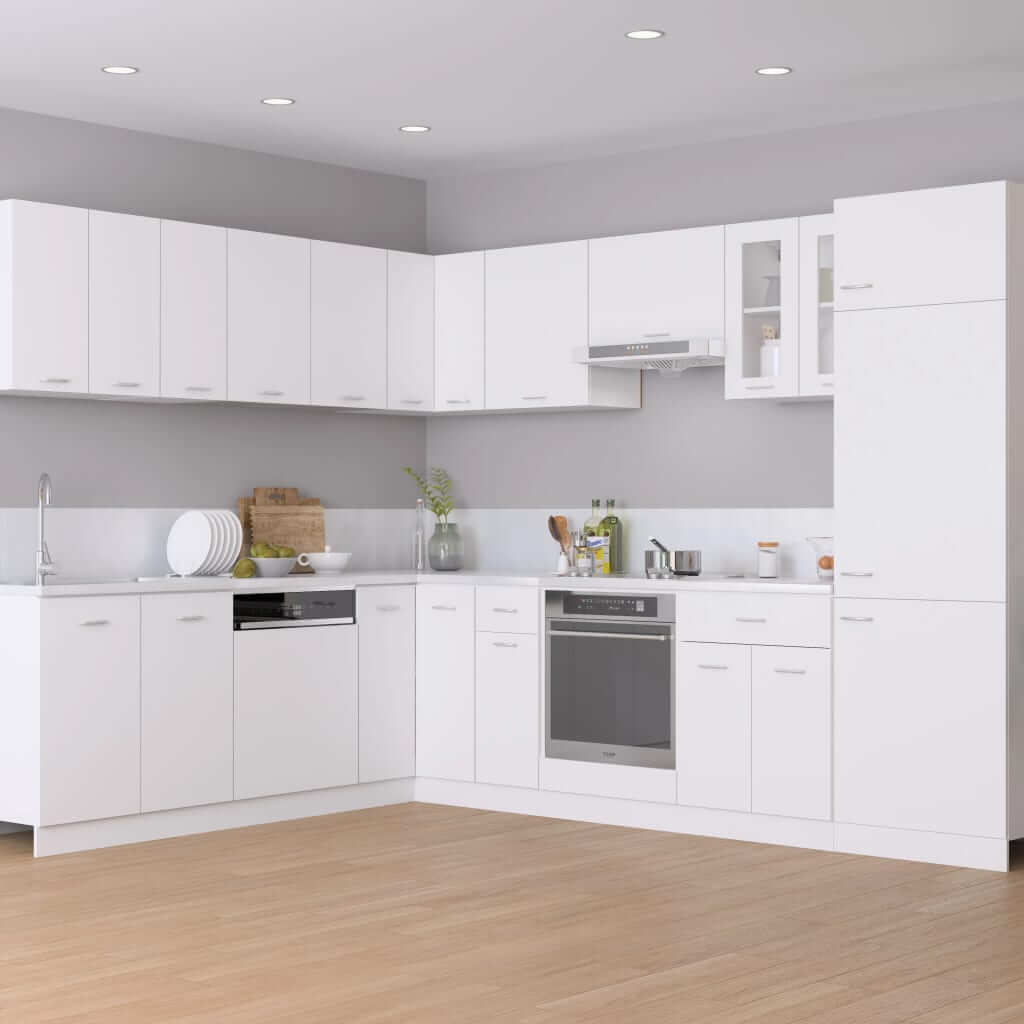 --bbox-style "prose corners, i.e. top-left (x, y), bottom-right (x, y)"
top-left (161, 220), bottom-right (227, 401)
top-left (0, 200), bottom-right (89, 394)
top-left (310, 240), bottom-right (388, 409)
top-left (387, 250), bottom-right (434, 411)
top-left (89, 210), bottom-right (161, 398)
top-left (835, 302), bottom-right (1005, 602)
top-left (589, 226), bottom-right (725, 345)
top-left (485, 240), bottom-right (591, 409)
top-left (434, 251), bottom-right (485, 411)
top-left (725, 218), bottom-right (800, 399)
top-left (227, 228), bottom-right (311, 404)
top-left (798, 213), bottom-right (835, 396)
top-left (834, 181), bottom-right (1007, 310)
